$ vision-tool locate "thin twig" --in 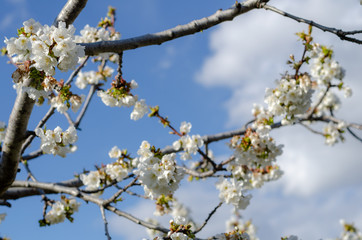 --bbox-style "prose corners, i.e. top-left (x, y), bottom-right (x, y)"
top-left (74, 84), bottom-right (97, 129)
top-left (194, 202), bottom-right (223, 234)
top-left (65, 56), bottom-right (90, 85)
top-left (347, 127), bottom-right (362, 143)
top-left (299, 123), bottom-right (324, 136)
top-left (100, 205), bottom-right (112, 240)
top-left (103, 176), bottom-right (138, 206)
top-left (263, 4), bottom-right (362, 45)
